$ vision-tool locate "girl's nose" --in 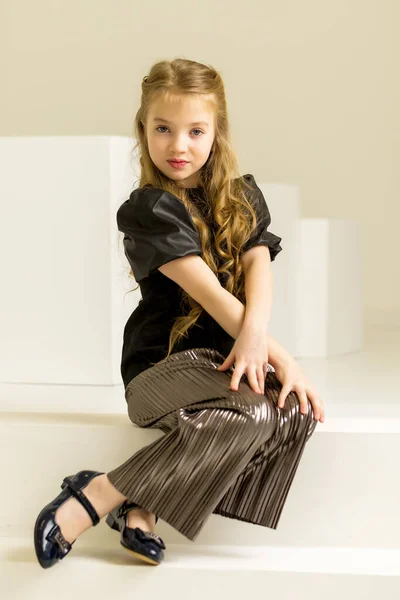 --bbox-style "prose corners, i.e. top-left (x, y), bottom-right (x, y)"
top-left (170, 136), bottom-right (188, 154)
